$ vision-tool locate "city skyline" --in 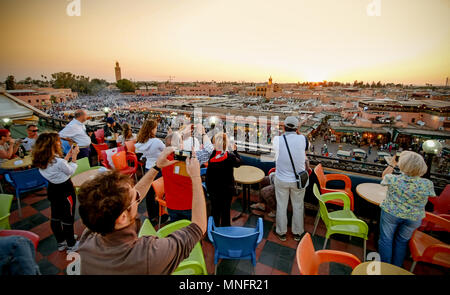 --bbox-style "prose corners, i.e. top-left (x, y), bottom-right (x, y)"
top-left (0, 0), bottom-right (449, 85)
